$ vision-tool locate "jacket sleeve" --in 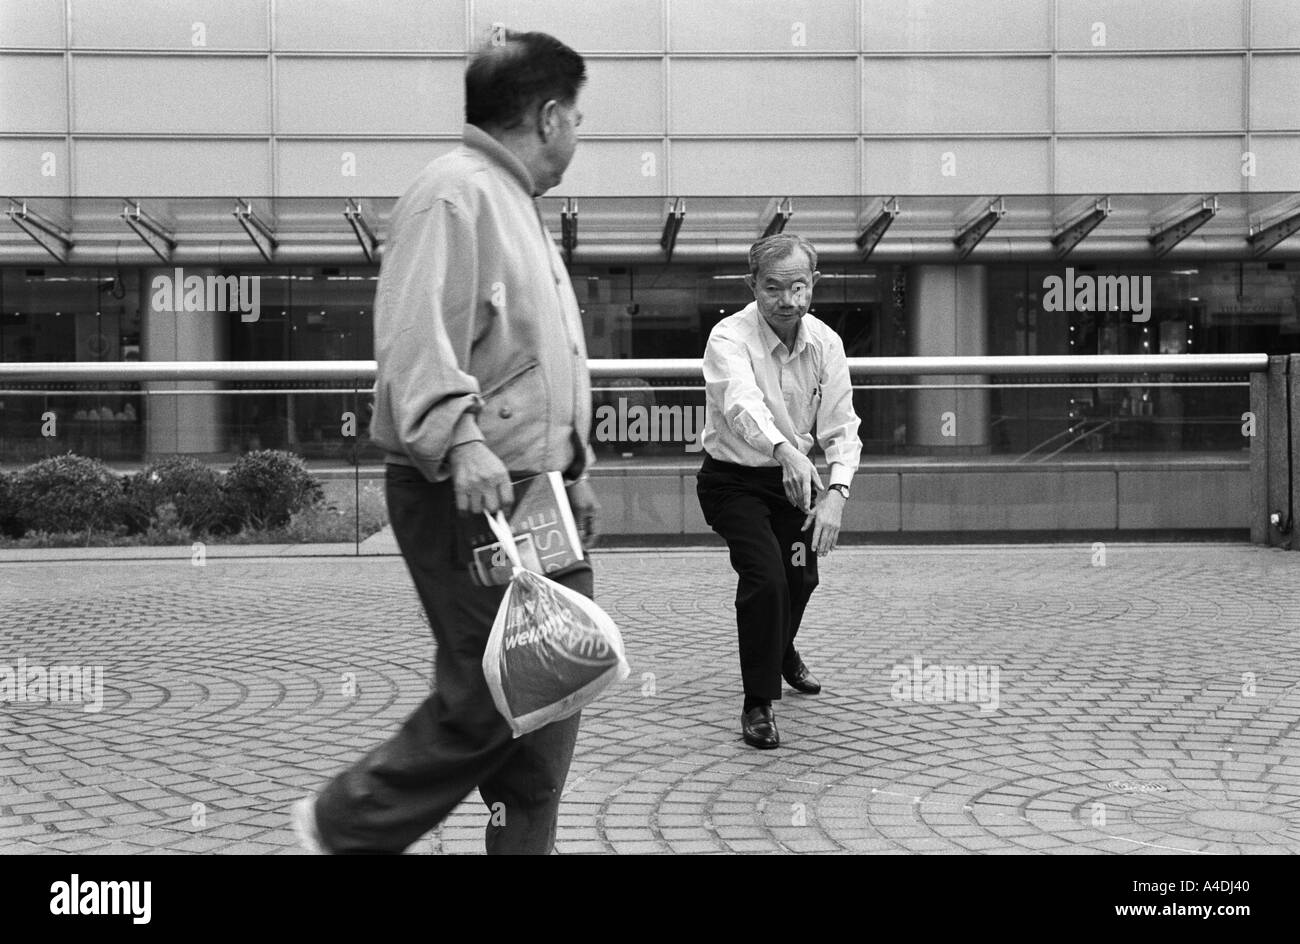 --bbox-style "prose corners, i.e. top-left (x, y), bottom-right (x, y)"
top-left (374, 197), bottom-right (484, 480)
